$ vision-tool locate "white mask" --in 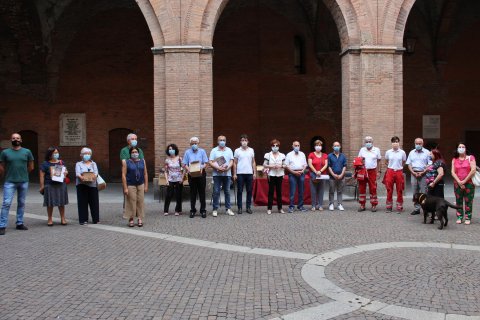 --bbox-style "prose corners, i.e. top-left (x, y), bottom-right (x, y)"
top-left (458, 147), bottom-right (466, 154)
top-left (315, 146), bottom-right (322, 152)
